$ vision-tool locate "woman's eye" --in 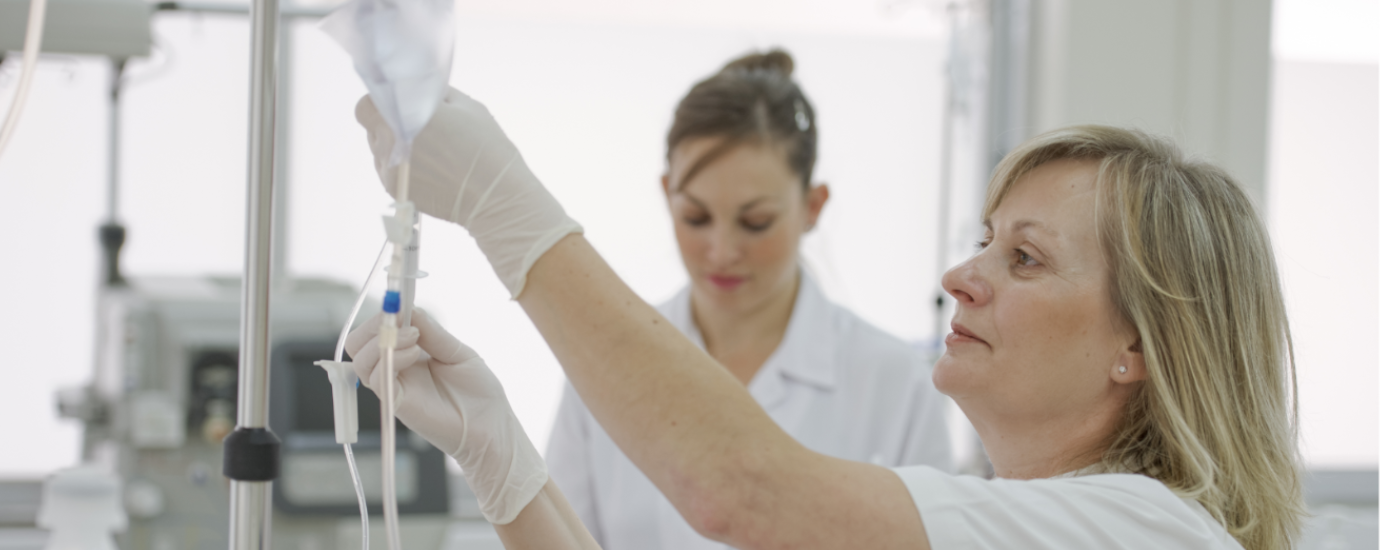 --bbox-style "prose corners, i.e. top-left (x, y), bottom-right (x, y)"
top-left (1016, 249), bottom-right (1039, 267)
top-left (684, 215), bottom-right (710, 227)
top-left (741, 219), bottom-right (774, 232)
top-left (974, 239), bottom-right (991, 251)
